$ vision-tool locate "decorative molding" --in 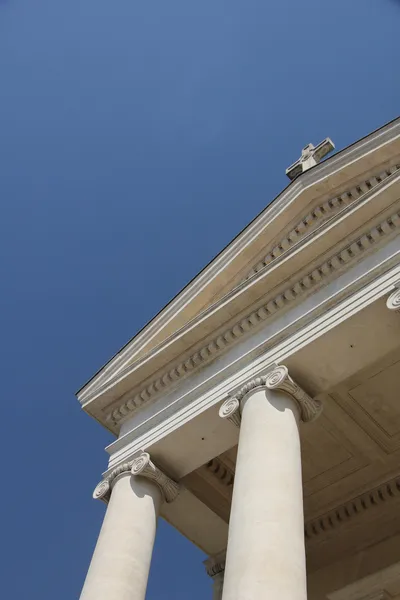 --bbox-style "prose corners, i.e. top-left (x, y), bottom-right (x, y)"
top-left (93, 461), bottom-right (133, 504)
top-left (93, 480), bottom-right (112, 504)
top-left (108, 206), bottom-right (400, 427)
top-left (386, 286), bottom-right (400, 313)
top-left (79, 122), bottom-right (400, 407)
top-left (206, 458), bottom-right (234, 487)
top-left (305, 473), bottom-right (400, 542)
top-left (265, 365), bottom-right (322, 422)
top-left (219, 365), bottom-right (321, 426)
top-left (204, 551), bottom-right (226, 578)
top-left (218, 397), bottom-right (241, 428)
top-left (131, 452), bottom-right (180, 503)
top-left (93, 454), bottom-right (179, 504)
top-left (243, 164), bottom-right (400, 283)
top-left (106, 260), bottom-right (400, 468)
